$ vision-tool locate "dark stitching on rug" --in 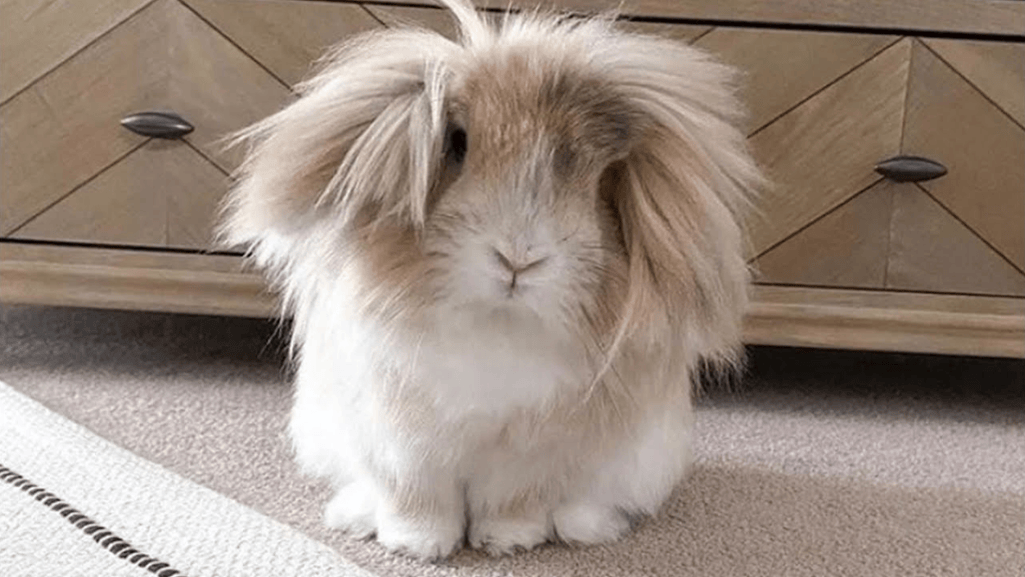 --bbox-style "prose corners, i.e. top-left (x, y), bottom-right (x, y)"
top-left (0, 462), bottom-right (186, 577)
